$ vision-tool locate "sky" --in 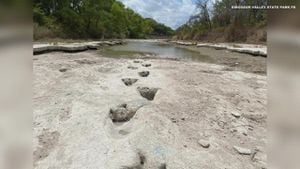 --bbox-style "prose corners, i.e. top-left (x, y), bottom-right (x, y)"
top-left (118, 0), bottom-right (198, 29)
